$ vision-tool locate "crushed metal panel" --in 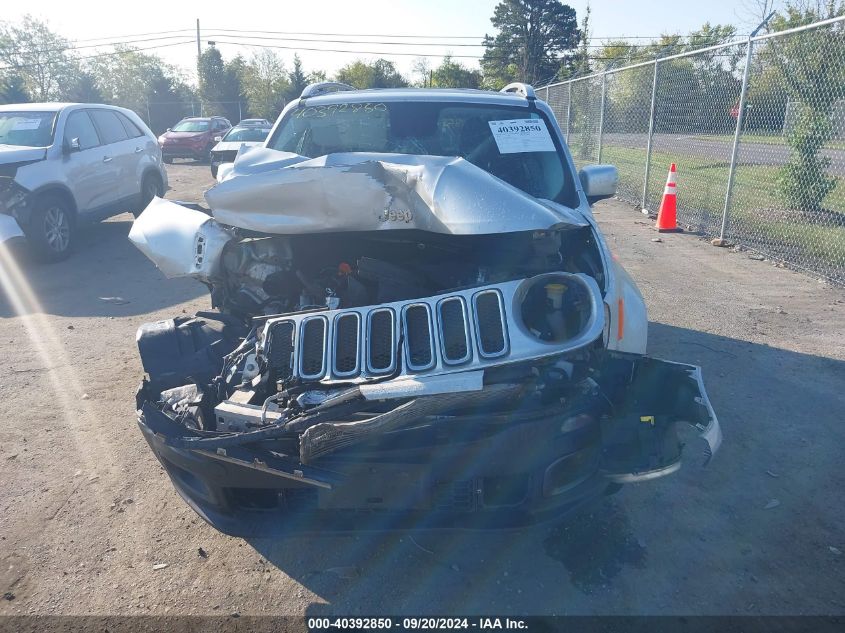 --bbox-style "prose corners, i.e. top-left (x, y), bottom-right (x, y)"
top-left (129, 197), bottom-right (232, 279)
top-left (204, 150), bottom-right (589, 236)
